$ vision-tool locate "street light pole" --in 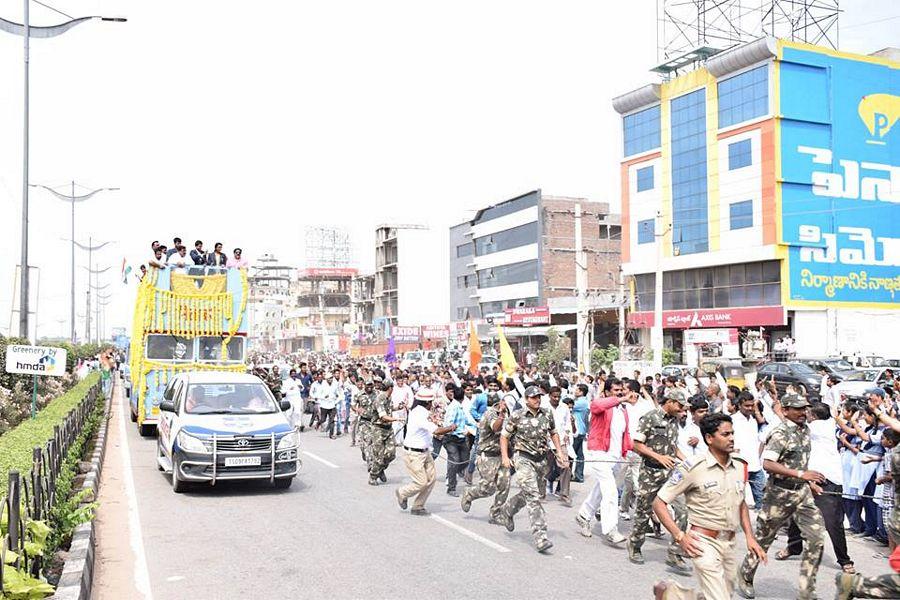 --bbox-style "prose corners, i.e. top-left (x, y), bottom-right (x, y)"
top-left (19, 0), bottom-right (30, 340)
top-left (1, 12), bottom-right (126, 341)
top-left (32, 184), bottom-right (118, 342)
